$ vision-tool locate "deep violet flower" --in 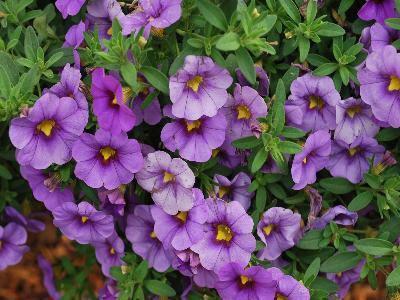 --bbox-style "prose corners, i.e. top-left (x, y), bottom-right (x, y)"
top-left (99, 279), bottom-right (119, 300)
top-left (291, 130), bottom-right (331, 190)
top-left (98, 187), bottom-right (126, 217)
top-left (53, 201), bottom-right (114, 244)
top-left (236, 66), bottom-right (270, 97)
top-left (72, 129), bottom-right (143, 190)
top-left (4, 206), bottom-right (45, 233)
top-left (55, 0), bottom-right (85, 19)
top-left (37, 255), bottom-right (61, 300)
top-left (125, 205), bottom-right (172, 272)
top-left (169, 55), bottom-right (233, 120)
top-left (358, 45), bottom-right (400, 127)
top-left (136, 151), bottom-right (195, 215)
top-left (152, 188), bottom-right (208, 251)
top-left (191, 199), bottom-right (256, 272)
top-left (334, 98), bottom-right (379, 144)
top-left (312, 205), bottom-right (358, 230)
top-left (222, 84), bottom-right (268, 141)
top-left (257, 207), bottom-right (302, 261)
top-left (358, 0), bottom-right (396, 25)
top-left (9, 93), bottom-right (87, 169)
top-left (267, 267), bottom-right (310, 300)
top-left (213, 172), bottom-right (254, 211)
top-left (63, 22), bottom-right (86, 67)
top-left (161, 110), bottom-right (227, 162)
top-left (0, 223), bottom-right (29, 271)
top-left (285, 73), bottom-right (340, 132)
top-left (214, 139), bottom-right (246, 169)
top-left (326, 136), bottom-right (385, 183)
top-left (94, 232), bottom-right (125, 277)
top-left (91, 68), bottom-right (136, 135)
